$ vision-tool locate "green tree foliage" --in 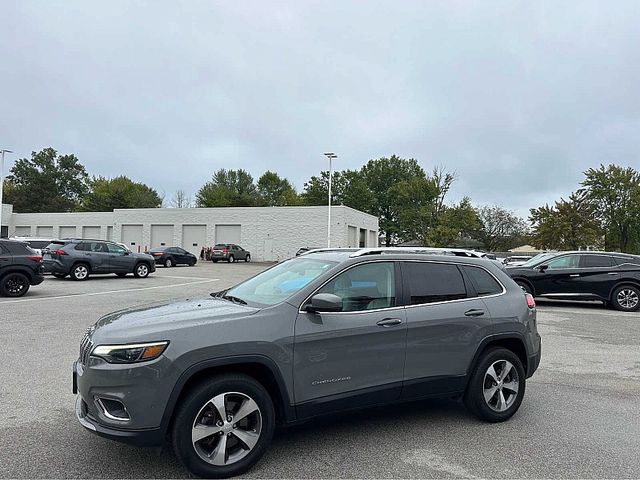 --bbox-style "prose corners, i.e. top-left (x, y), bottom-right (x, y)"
top-left (257, 171), bottom-right (299, 206)
top-left (196, 169), bottom-right (259, 207)
top-left (429, 197), bottom-right (484, 247)
top-left (477, 205), bottom-right (529, 251)
top-left (529, 192), bottom-right (603, 251)
top-left (301, 170), bottom-right (374, 213)
top-left (81, 176), bottom-right (163, 211)
top-left (389, 176), bottom-right (440, 244)
top-left (578, 164), bottom-right (640, 253)
top-left (4, 148), bottom-right (89, 212)
top-left (361, 156), bottom-right (426, 246)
